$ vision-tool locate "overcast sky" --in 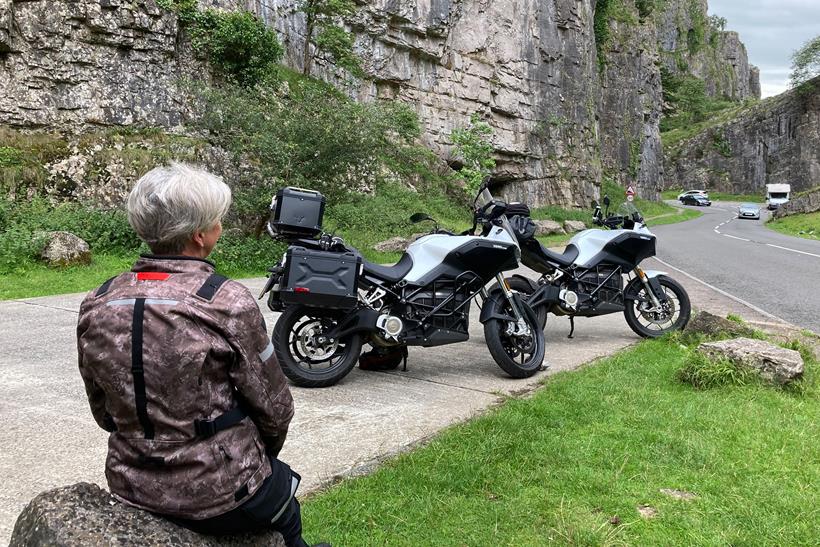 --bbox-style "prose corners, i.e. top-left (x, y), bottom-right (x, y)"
top-left (707, 0), bottom-right (820, 97)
